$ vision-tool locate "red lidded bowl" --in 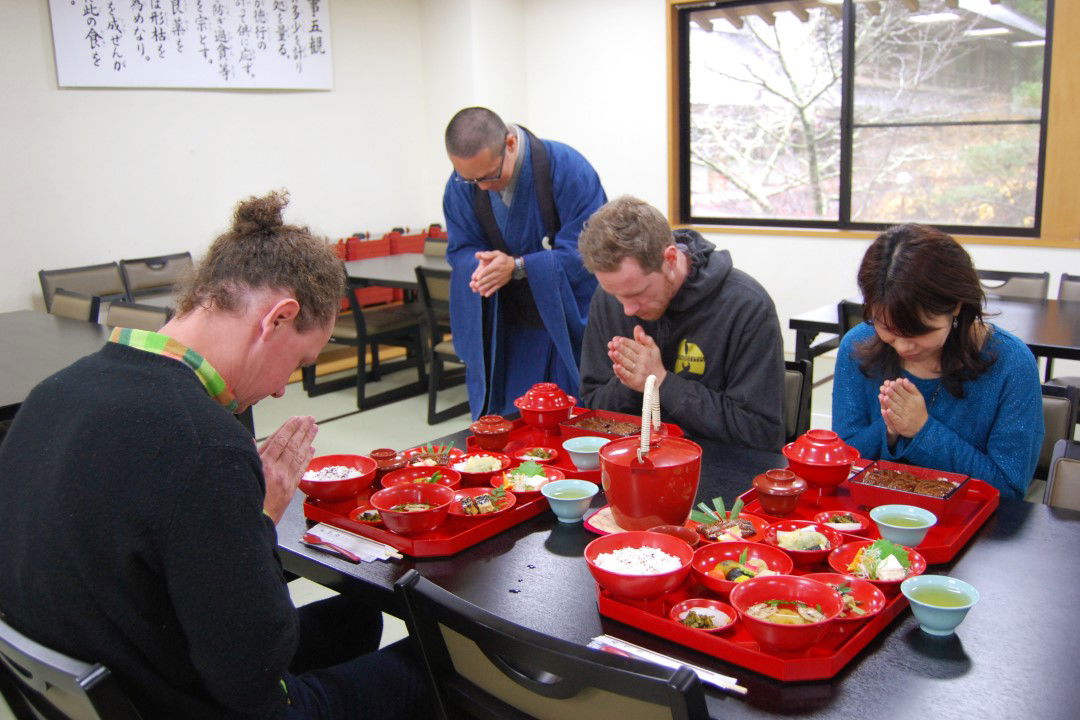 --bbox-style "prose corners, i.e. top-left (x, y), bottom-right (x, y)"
top-left (585, 530), bottom-right (694, 600)
top-left (729, 575), bottom-right (844, 653)
top-left (300, 454), bottom-right (377, 502)
top-left (782, 430), bottom-right (859, 495)
top-left (368, 448), bottom-right (406, 481)
top-left (752, 468), bottom-right (807, 516)
top-left (469, 415), bottom-right (514, 451)
top-left (600, 435), bottom-right (702, 531)
top-left (369, 483), bottom-right (456, 535)
top-left (513, 383), bottom-right (577, 430)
